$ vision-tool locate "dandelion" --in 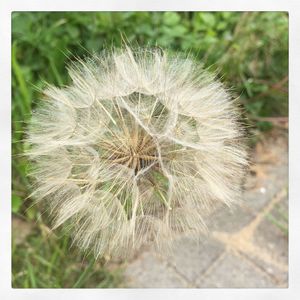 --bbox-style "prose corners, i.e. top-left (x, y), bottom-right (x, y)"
top-left (26, 46), bottom-right (248, 259)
